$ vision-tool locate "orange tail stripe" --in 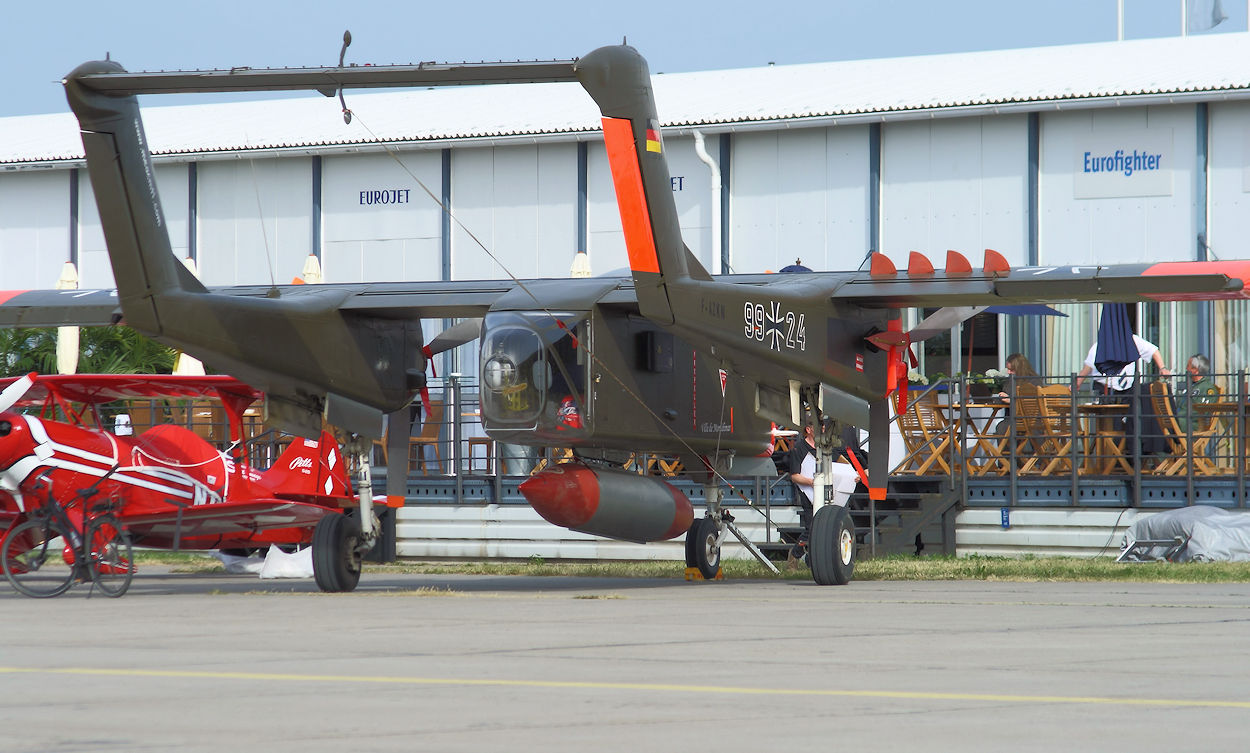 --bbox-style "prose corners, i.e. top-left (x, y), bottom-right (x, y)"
top-left (601, 117), bottom-right (660, 275)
